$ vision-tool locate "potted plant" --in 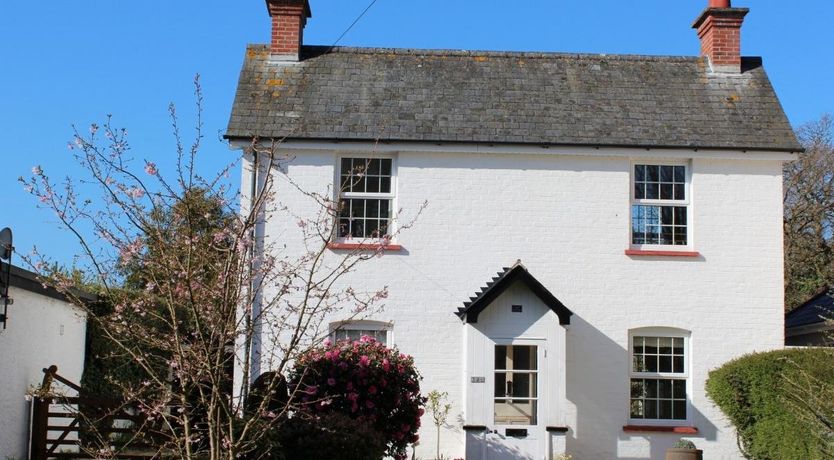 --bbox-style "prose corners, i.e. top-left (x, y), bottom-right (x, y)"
top-left (665, 439), bottom-right (703, 460)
